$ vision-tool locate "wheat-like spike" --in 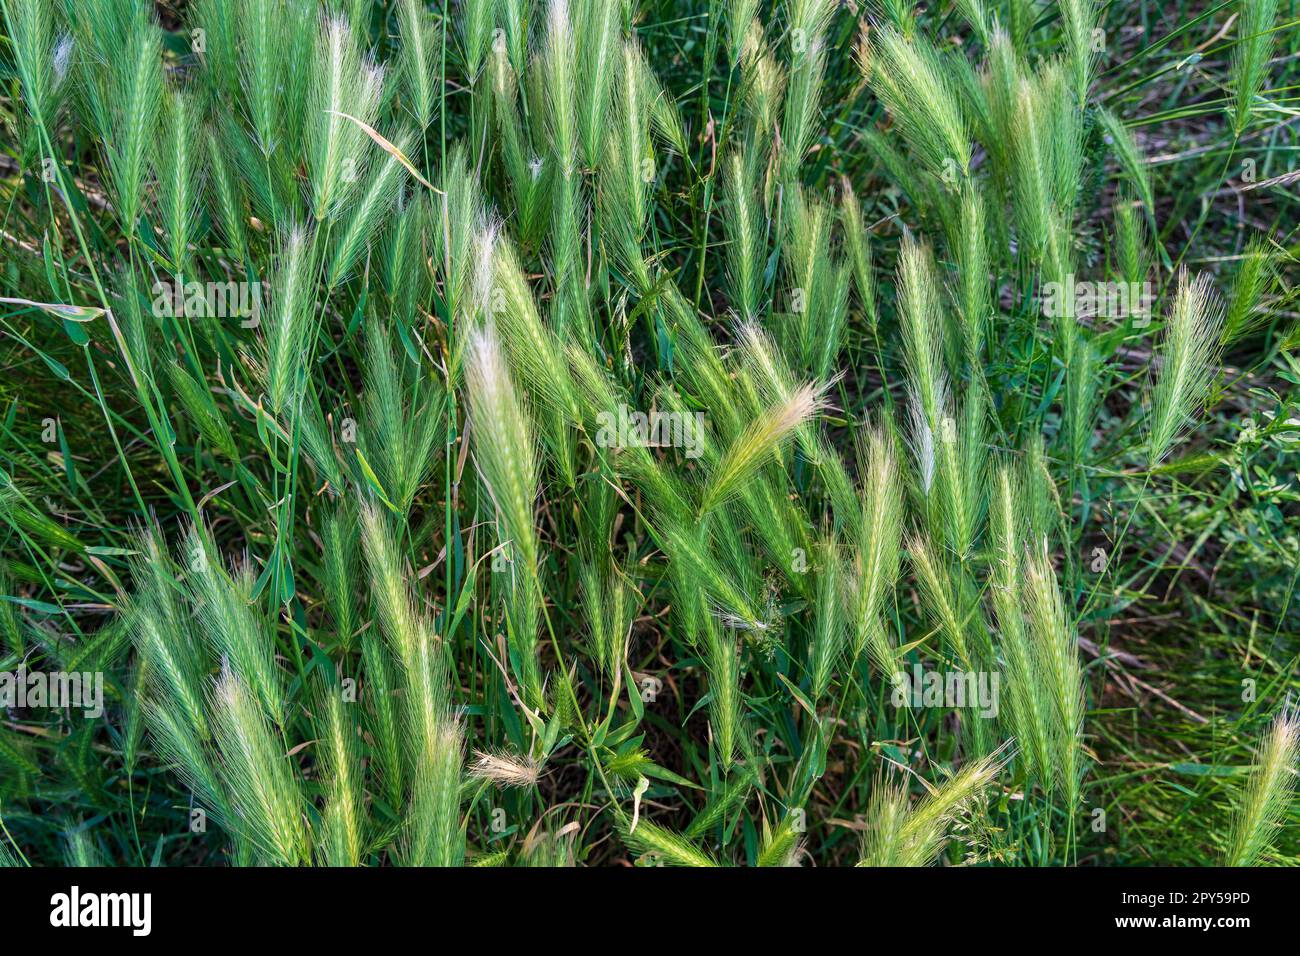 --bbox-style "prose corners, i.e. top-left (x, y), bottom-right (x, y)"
top-left (756, 815), bottom-right (802, 867)
top-left (157, 88), bottom-right (202, 272)
top-left (319, 502), bottom-right (360, 654)
top-left (358, 319), bottom-right (445, 515)
top-left (988, 464), bottom-right (1053, 786)
top-left (1113, 198), bottom-right (1151, 288)
top-left (236, 0), bottom-right (280, 154)
top-left (1231, 0), bottom-right (1280, 136)
top-left (539, 0), bottom-right (579, 178)
top-left (857, 776), bottom-right (911, 867)
top-left (956, 184), bottom-right (989, 365)
top-left (185, 525), bottom-right (284, 726)
top-left (579, 558), bottom-right (637, 680)
top-left (980, 27), bottom-right (1021, 170)
top-left (807, 536), bottom-right (847, 702)
top-left (735, 320), bottom-right (856, 522)
top-left (1003, 0), bottom-right (1039, 50)
top-left (1147, 271), bottom-right (1225, 464)
top-left (685, 769), bottom-right (756, 839)
top-left (1009, 74), bottom-right (1052, 259)
top-left (859, 750), bottom-right (1005, 866)
top-left (210, 664), bottom-right (308, 866)
top-left (397, 0), bottom-right (439, 129)
top-left (780, 27), bottom-right (828, 183)
top-left (204, 124), bottom-right (248, 261)
top-left (480, 225), bottom-right (582, 423)
top-left (699, 383), bottom-right (821, 516)
top-left (641, 47), bottom-right (688, 159)
top-left (361, 630), bottom-right (404, 808)
top-left (131, 596), bottom-right (209, 735)
top-left (1057, 0), bottom-right (1096, 106)
top-left (895, 749), bottom-right (1007, 864)
top-left (359, 501), bottom-right (423, 661)
top-left (907, 534), bottom-right (969, 665)
top-left (498, 0), bottom-right (529, 73)
top-left (1063, 337), bottom-right (1099, 471)
top-left (1225, 707), bottom-right (1300, 866)
top-left (726, 0), bottom-right (761, 67)
top-left (904, 388), bottom-right (940, 507)
top-left (6, 0), bottom-right (54, 127)
top-left (60, 826), bottom-right (103, 868)
top-left (662, 522), bottom-right (767, 632)
top-left (1097, 108), bottom-right (1155, 224)
top-left (1022, 542), bottom-right (1084, 809)
top-left (327, 132), bottom-right (413, 286)
top-left (840, 180), bottom-right (878, 335)
top-left (469, 748), bottom-right (542, 788)
top-left (296, 390), bottom-right (348, 493)
top-left (852, 425), bottom-right (904, 665)
top-left (317, 686), bottom-right (364, 867)
top-left (1043, 63), bottom-right (1084, 220)
top-left (460, 0), bottom-right (497, 80)
top-left (620, 819), bottom-right (720, 867)
top-left (723, 152), bottom-right (765, 322)
top-left (577, 0), bottom-right (620, 170)
top-left (1223, 237), bottom-right (1275, 344)
top-left (127, 527), bottom-right (210, 740)
top-left (863, 23), bottom-right (970, 178)
top-left (465, 327), bottom-right (540, 574)
top-left (0, 565), bottom-right (22, 660)
top-left (781, 187), bottom-right (849, 378)
top-left (952, 0), bottom-right (991, 45)
top-left (743, 20), bottom-right (787, 144)
top-left (308, 14), bottom-right (385, 221)
top-left (263, 225), bottom-right (320, 417)
top-left (465, 326), bottom-right (545, 707)
top-left (401, 625), bottom-right (466, 867)
top-left (105, 15), bottom-right (163, 230)
top-left (143, 698), bottom-right (228, 827)
top-left (897, 236), bottom-right (949, 427)
top-left (599, 40), bottom-right (654, 289)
